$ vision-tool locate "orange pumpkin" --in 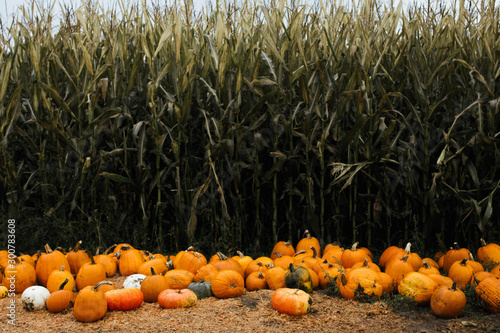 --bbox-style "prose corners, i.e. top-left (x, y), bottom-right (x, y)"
top-left (211, 270), bottom-right (245, 298)
top-left (264, 264), bottom-right (286, 290)
top-left (158, 289), bottom-right (197, 308)
top-left (245, 272), bottom-right (268, 291)
top-left (105, 288), bottom-right (143, 310)
top-left (116, 245), bottom-right (145, 276)
top-left (141, 267), bottom-right (170, 303)
top-left (73, 281), bottom-right (111, 322)
top-left (442, 242), bottom-right (470, 275)
top-left (164, 269), bottom-right (194, 289)
top-left (340, 242), bottom-right (370, 268)
top-left (398, 272), bottom-right (438, 305)
top-left (175, 251), bottom-right (207, 275)
top-left (337, 268), bottom-right (383, 300)
top-left (474, 277), bottom-right (500, 313)
top-left (476, 238), bottom-right (500, 269)
top-left (244, 256), bottom-right (273, 278)
top-left (35, 244), bottom-right (71, 287)
top-left (193, 264), bottom-right (219, 283)
top-left (379, 245), bottom-right (403, 269)
top-left (76, 251), bottom-right (107, 291)
top-left (418, 261), bottom-right (440, 276)
top-left (138, 258), bottom-right (169, 276)
top-left (232, 251), bottom-right (253, 273)
top-left (210, 252), bottom-right (244, 278)
top-left (272, 252), bottom-right (294, 270)
top-left (384, 255), bottom-right (415, 286)
top-left (317, 261), bottom-right (344, 290)
top-left (296, 230), bottom-right (321, 257)
top-left (448, 258), bottom-right (474, 289)
top-left (47, 265), bottom-right (75, 293)
top-left (271, 288), bottom-right (311, 315)
top-left (46, 278), bottom-right (76, 313)
top-left (430, 282), bottom-right (466, 318)
top-left (271, 241), bottom-right (295, 259)
top-left (67, 240), bottom-right (90, 275)
top-left (2, 257), bottom-right (36, 293)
